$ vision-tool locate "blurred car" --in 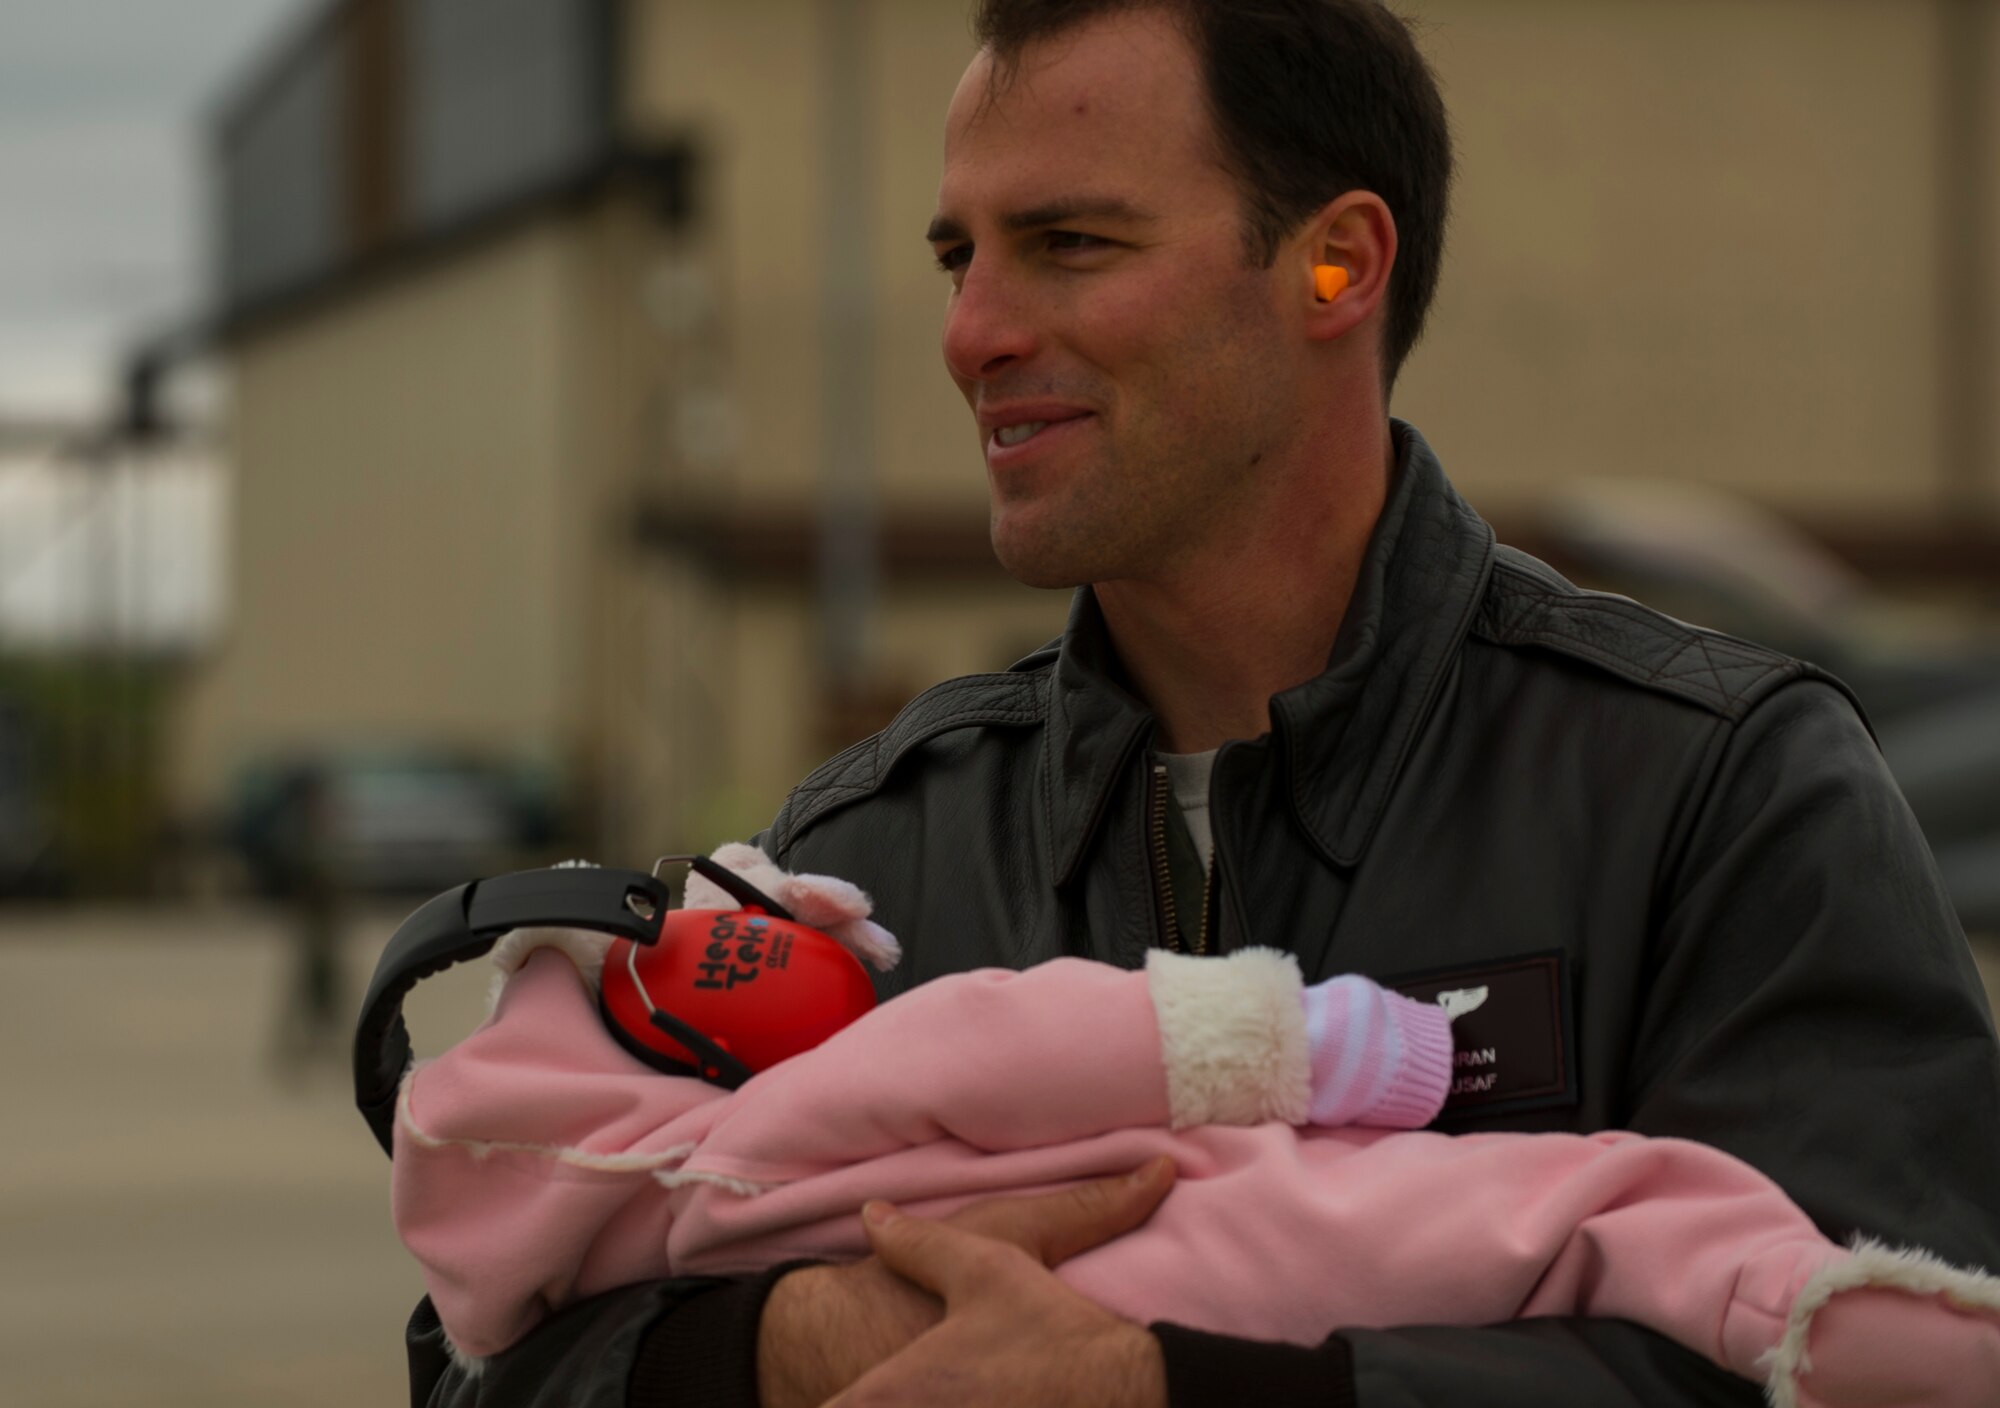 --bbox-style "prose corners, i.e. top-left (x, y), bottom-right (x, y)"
top-left (228, 747), bottom-right (560, 897)
top-left (1536, 479), bottom-right (2000, 932)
